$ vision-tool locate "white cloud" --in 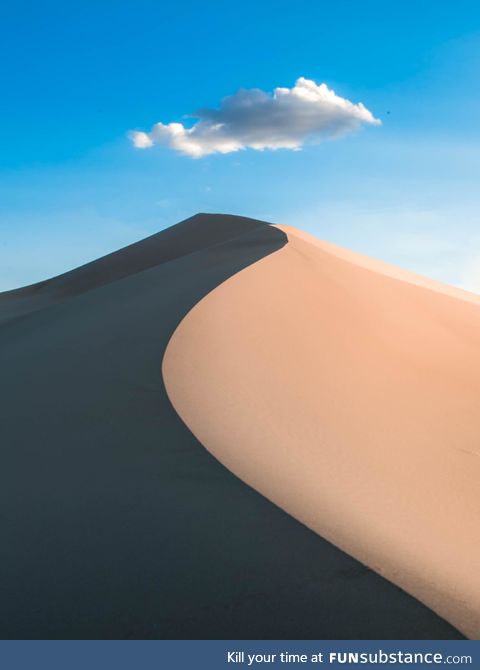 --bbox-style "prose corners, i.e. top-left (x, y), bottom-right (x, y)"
top-left (131, 131), bottom-right (154, 149)
top-left (129, 77), bottom-right (380, 158)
